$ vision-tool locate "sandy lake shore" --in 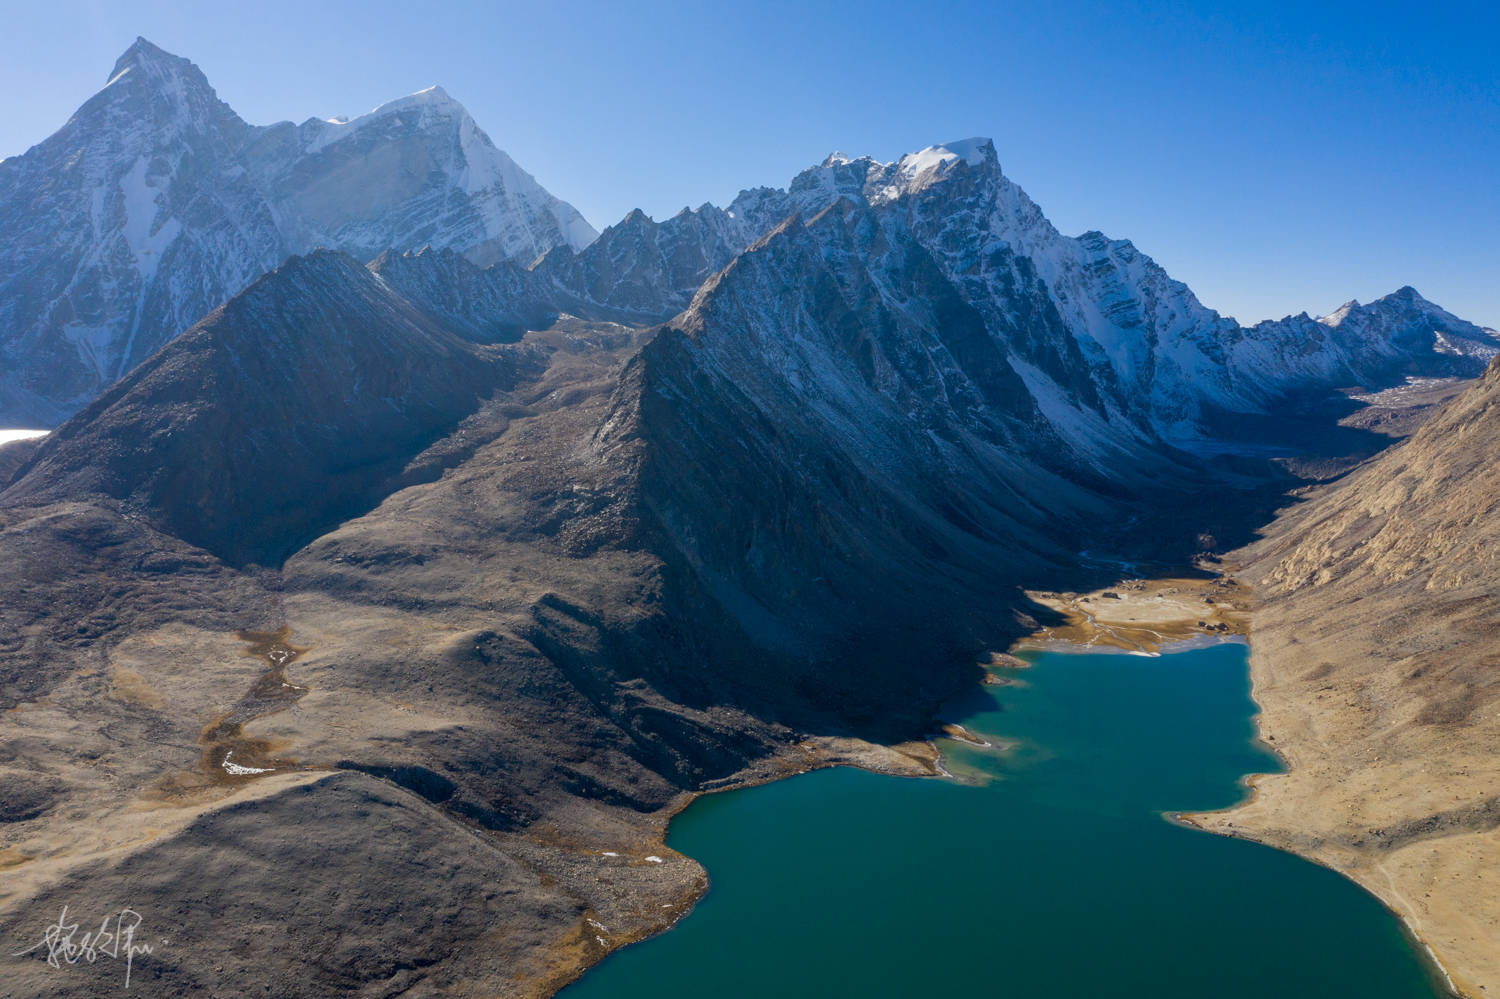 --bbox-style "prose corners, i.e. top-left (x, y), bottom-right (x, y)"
top-left (1018, 574), bottom-right (1249, 655)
